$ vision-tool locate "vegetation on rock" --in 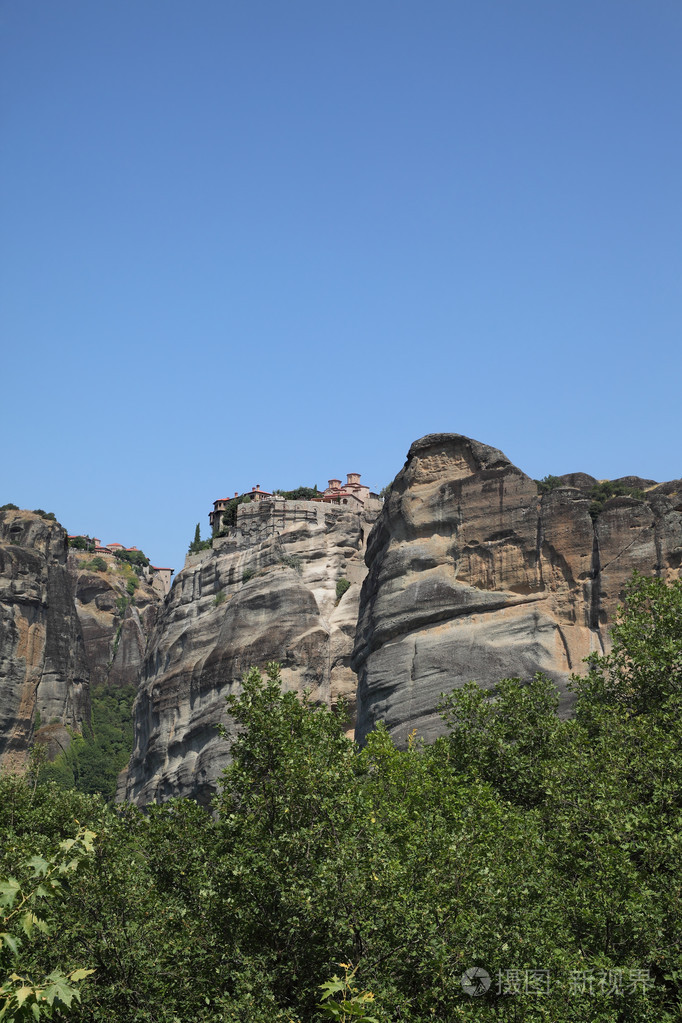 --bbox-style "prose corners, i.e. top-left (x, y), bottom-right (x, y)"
top-left (273, 486), bottom-right (319, 501)
top-left (189, 523), bottom-right (212, 554)
top-left (38, 685), bottom-right (137, 800)
top-left (112, 548), bottom-right (149, 573)
top-left (536, 474), bottom-right (565, 493)
top-left (588, 479), bottom-right (646, 519)
top-left (68, 536), bottom-right (95, 552)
